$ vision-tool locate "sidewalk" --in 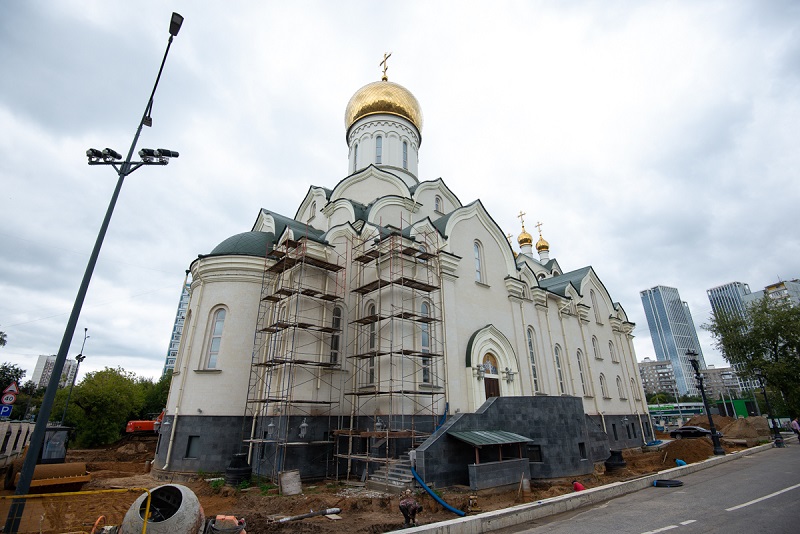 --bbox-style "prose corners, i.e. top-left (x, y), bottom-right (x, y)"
top-left (404, 441), bottom-right (780, 534)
